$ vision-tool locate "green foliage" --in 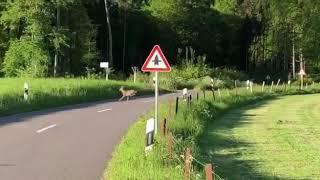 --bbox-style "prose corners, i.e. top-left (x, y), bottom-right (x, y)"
top-left (2, 39), bottom-right (48, 77)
